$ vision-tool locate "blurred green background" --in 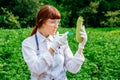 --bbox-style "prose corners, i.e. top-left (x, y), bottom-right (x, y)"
top-left (0, 0), bottom-right (120, 28)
